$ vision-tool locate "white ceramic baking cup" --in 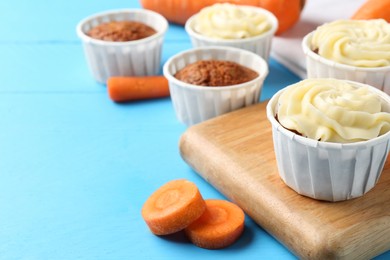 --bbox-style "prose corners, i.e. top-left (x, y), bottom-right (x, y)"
top-left (302, 32), bottom-right (390, 94)
top-left (163, 46), bottom-right (268, 126)
top-left (76, 9), bottom-right (168, 83)
top-left (185, 6), bottom-right (278, 62)
top-left (267, 80), bottom-right (390, 202)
